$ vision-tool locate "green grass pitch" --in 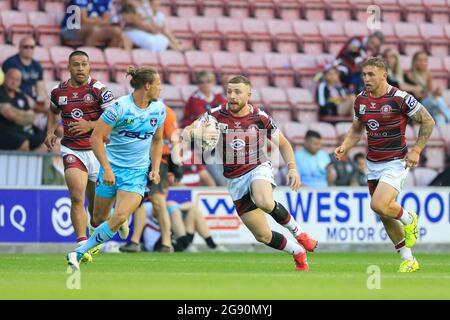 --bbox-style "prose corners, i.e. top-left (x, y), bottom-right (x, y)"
top-left (1, 252), bottom-right (450, 299)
